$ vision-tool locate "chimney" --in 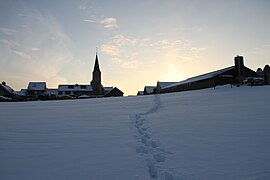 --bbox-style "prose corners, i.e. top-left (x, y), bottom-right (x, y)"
top-left (234, 55), bottom-right (244, 84)
top-left (2, 81), bottom-right (6, 86)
